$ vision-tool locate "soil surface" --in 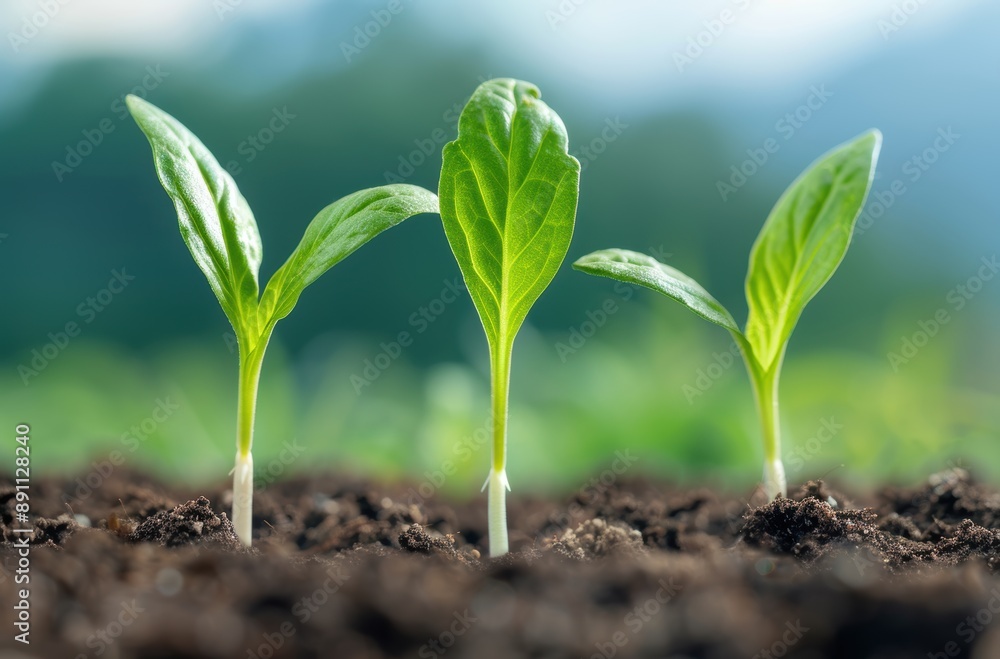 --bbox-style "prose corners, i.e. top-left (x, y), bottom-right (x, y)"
top-left (4, 467), bottom-right (1000, 658)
